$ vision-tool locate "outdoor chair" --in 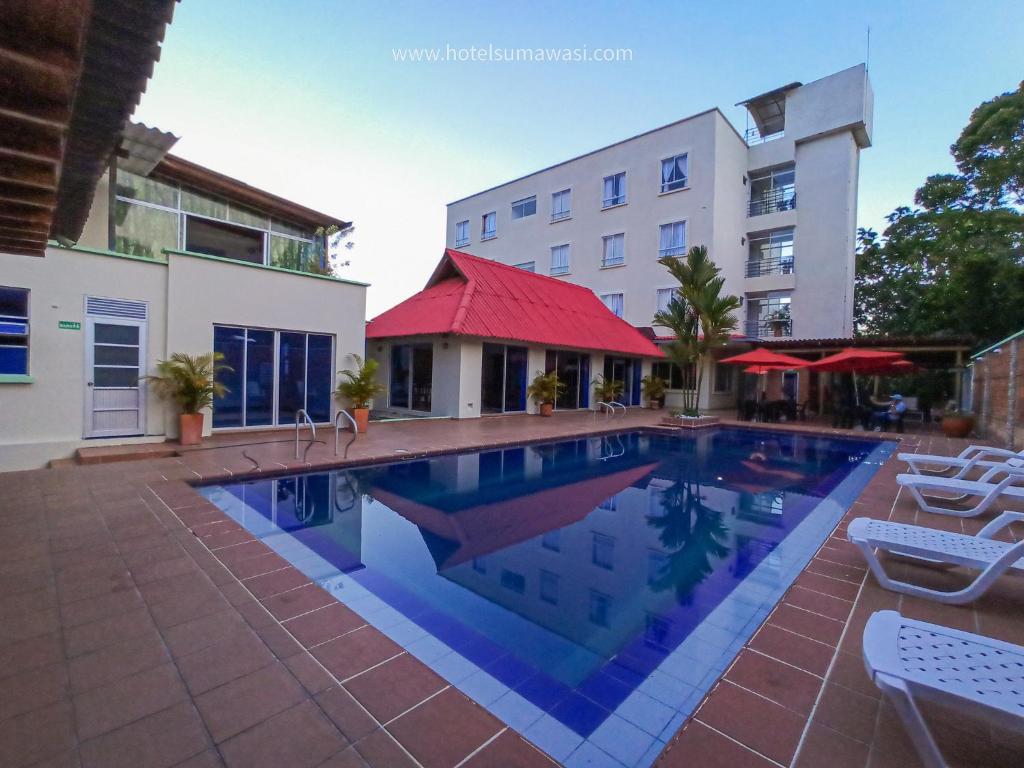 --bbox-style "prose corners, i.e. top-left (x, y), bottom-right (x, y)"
top-left (862, 610), bottom-right (1024, 768)
top-left (896, 469), bottom-right (1024, 517)
top-left (847, 513), bottom-right (1024, 604)
top-left (900, 446), bottom-right (1024, 479)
